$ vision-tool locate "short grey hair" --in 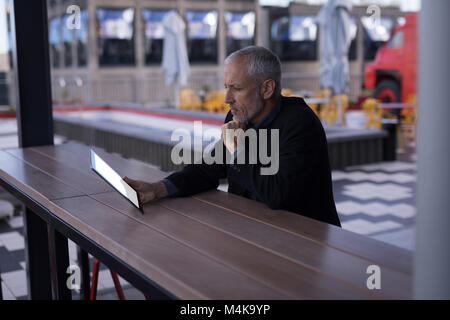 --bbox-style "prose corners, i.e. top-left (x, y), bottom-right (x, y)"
top-left (224, 46), bottom-right (282, 99)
